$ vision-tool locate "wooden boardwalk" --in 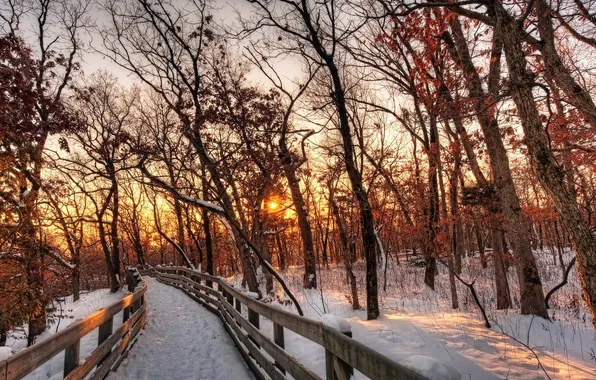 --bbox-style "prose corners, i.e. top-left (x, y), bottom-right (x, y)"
top-left (1, 267), bottom-right (428, 380)
top-left (107, 277), bottom-right (254, 380)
